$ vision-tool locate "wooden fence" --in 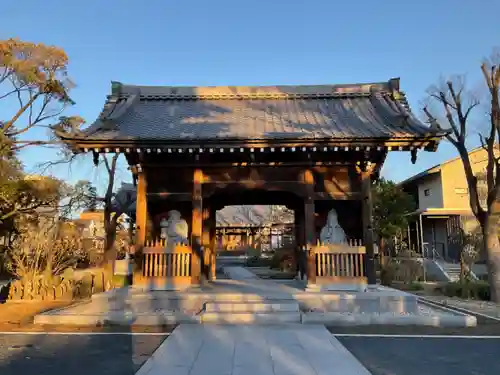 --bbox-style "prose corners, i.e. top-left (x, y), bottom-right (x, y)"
top-left (312, 240), bottom-right (366, 283)
top-left (137, 238), bottom-right (193, 286)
